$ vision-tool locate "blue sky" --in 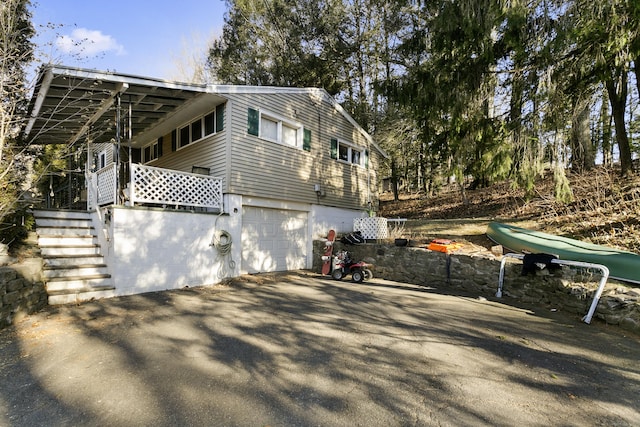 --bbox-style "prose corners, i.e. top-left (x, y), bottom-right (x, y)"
top-left (31, 0), bottom-right (227, 80)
